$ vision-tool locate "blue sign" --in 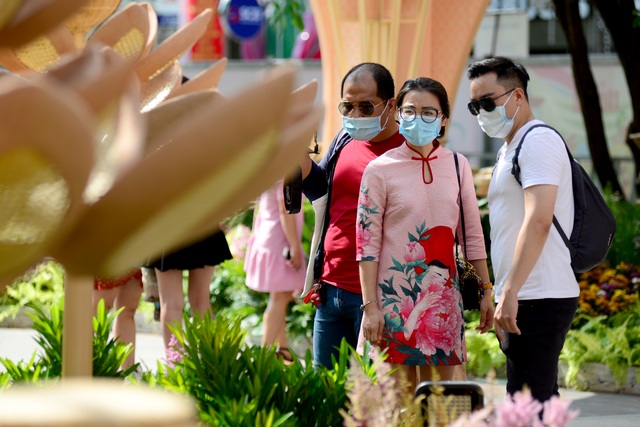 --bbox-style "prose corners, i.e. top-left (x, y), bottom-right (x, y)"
top-left (219, 0), bottom-right (264, 41)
